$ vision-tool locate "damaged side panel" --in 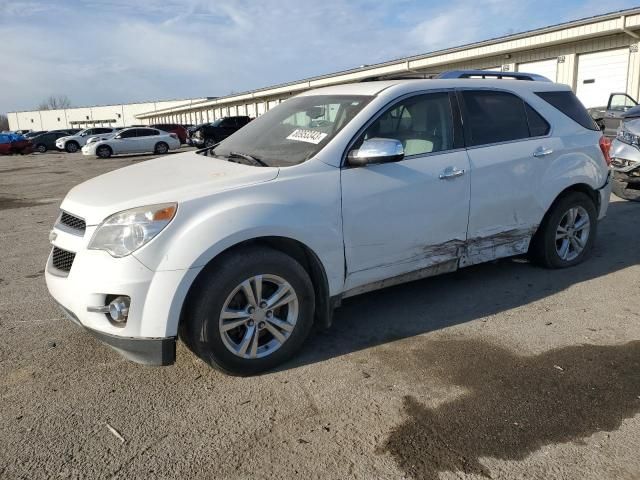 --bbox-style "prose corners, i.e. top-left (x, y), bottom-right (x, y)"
top-left (343, 227), bottom-right (536, 298)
